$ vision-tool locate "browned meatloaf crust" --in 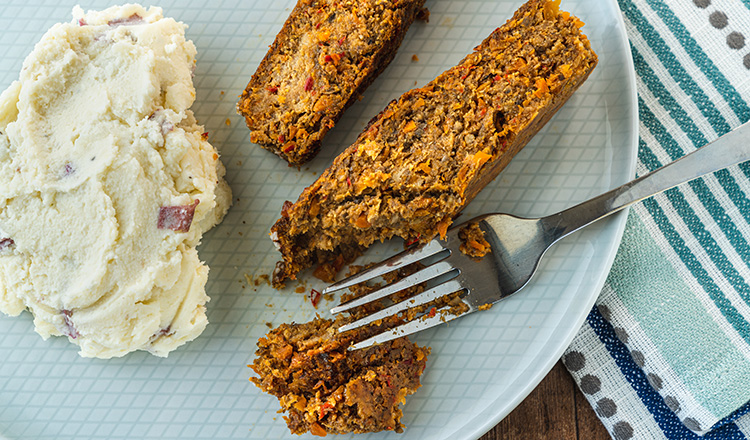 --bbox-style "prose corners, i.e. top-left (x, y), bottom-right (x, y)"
top-left (251, 318), bottom-right (428, 435)
top-left (237, 0), bottom-right (426, 165)
top-left (270, 0), bottom-right (598, 287)
top-left (250, 267), bottom-right (429, 436)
